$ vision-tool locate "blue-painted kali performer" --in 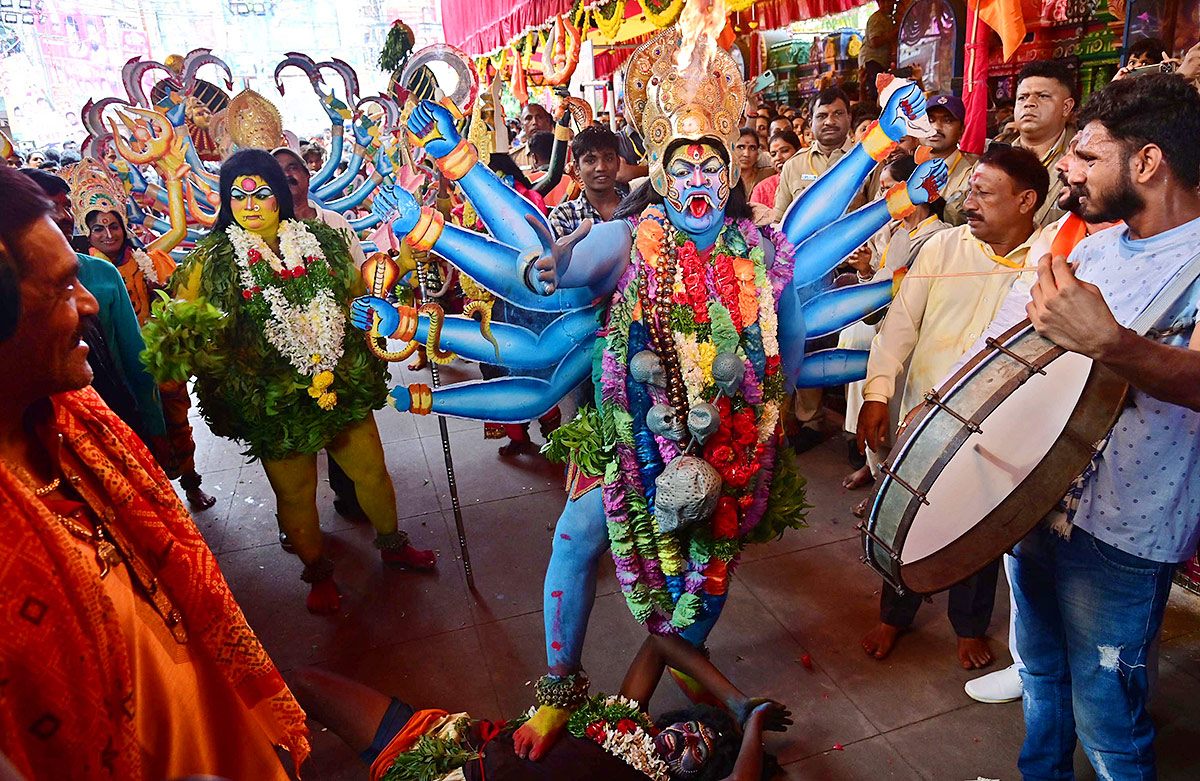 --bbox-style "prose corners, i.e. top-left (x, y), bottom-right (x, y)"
top-left (350, 27), bottom-right (947, 759)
